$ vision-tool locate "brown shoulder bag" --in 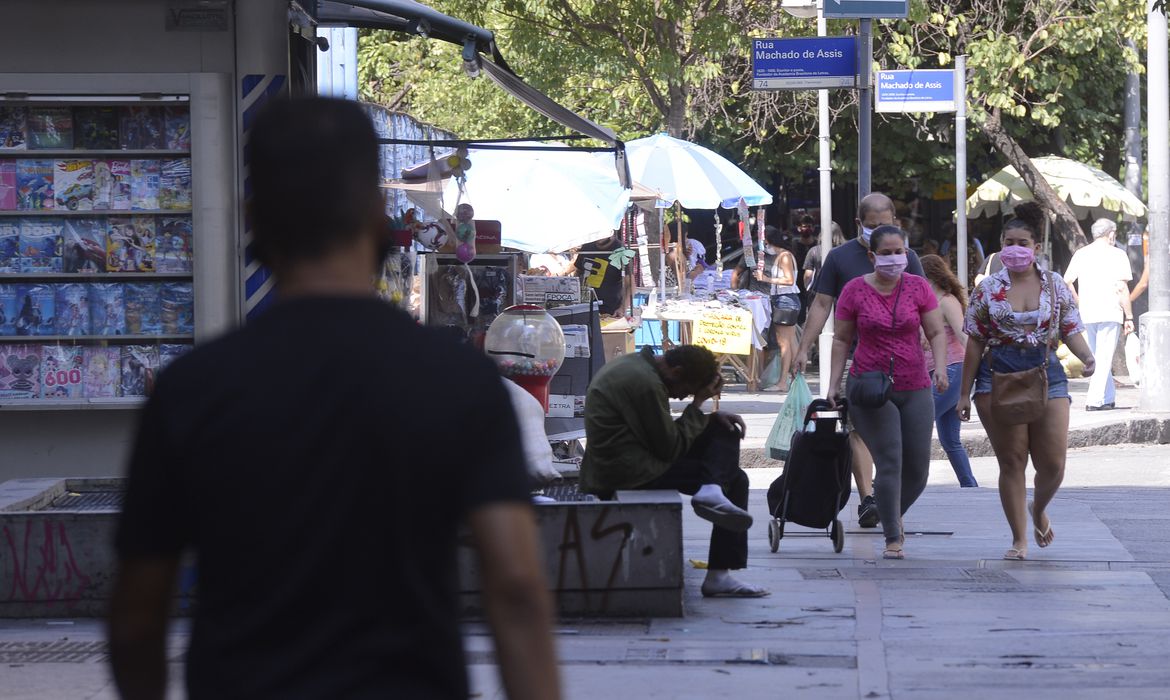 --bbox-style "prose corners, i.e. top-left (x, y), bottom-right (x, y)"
top-left (989, 272), bottom-right (1059, 425)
